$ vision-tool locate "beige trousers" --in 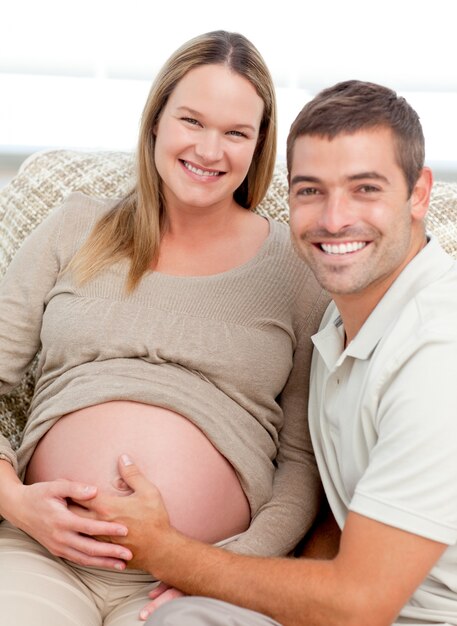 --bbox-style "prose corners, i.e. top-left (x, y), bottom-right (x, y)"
top-left (0, 520), bottom-right (159, 625)
top-left (3, 521), bottom-right (451, 626)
